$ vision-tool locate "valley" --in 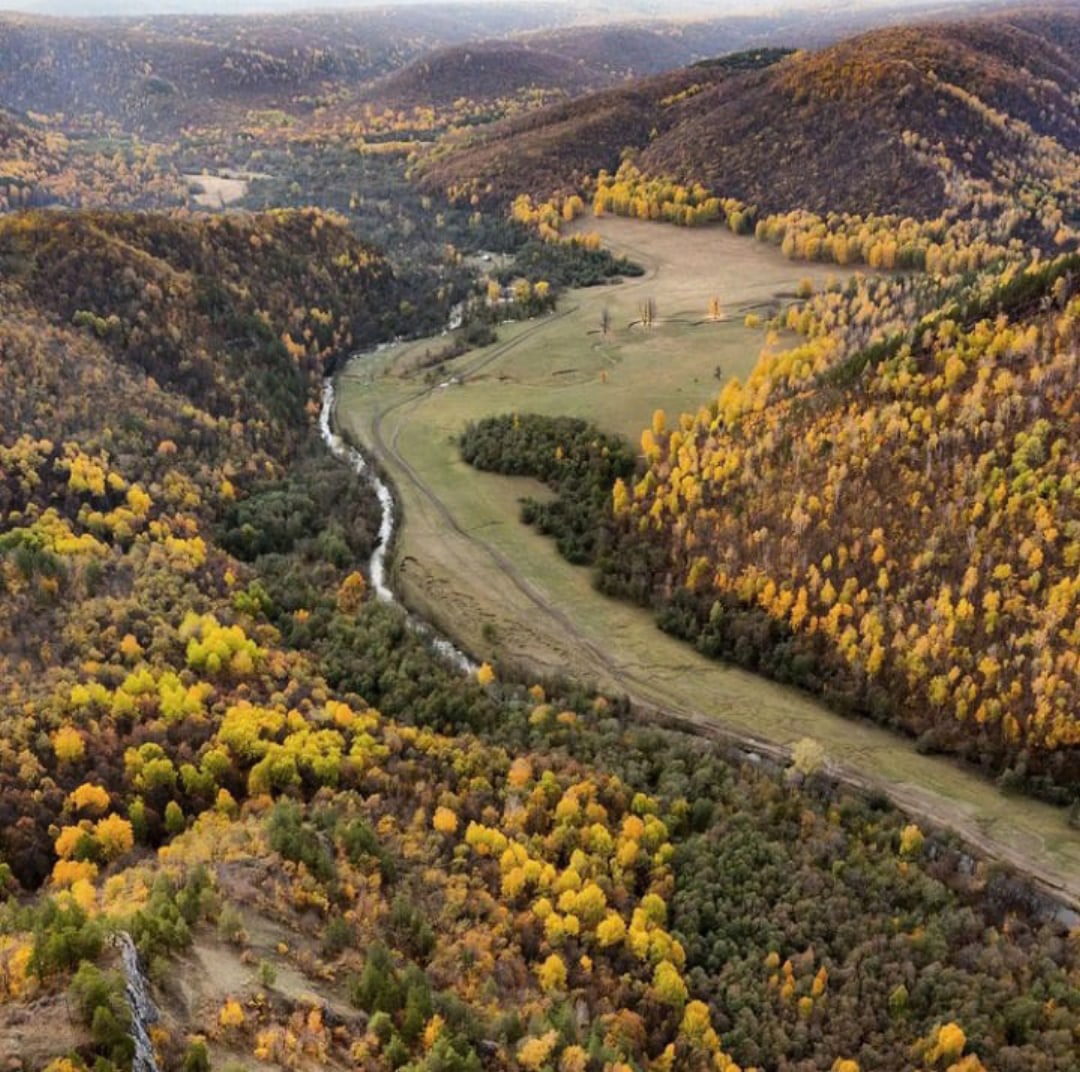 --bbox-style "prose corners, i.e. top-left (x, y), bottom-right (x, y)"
top-left (1, 3), bottom-right (1080, 1071)
top-left (334, 216), bottom-right (1080, 908)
